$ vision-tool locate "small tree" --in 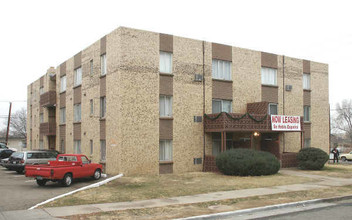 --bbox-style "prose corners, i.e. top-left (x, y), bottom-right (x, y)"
top-left (3, 108), bottom-right (27, 139)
